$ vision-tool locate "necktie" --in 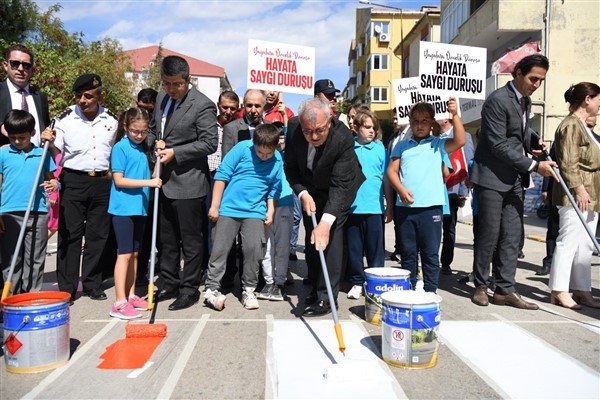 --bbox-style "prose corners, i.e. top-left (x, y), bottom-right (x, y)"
top-left (307, 144), bottom-right (316, 171)
top-left (520, 97), bottom-right (528, 128)
top-left (19, 88), bottom-right (28, 112)
top-left (165, 98), bottom-right (177, 129)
